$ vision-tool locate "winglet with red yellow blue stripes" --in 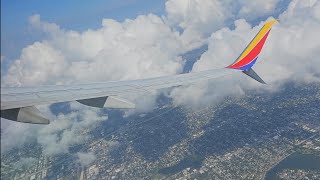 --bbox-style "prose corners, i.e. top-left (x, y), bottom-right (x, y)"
top-left (227, 19), bottom-right (278, 84)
